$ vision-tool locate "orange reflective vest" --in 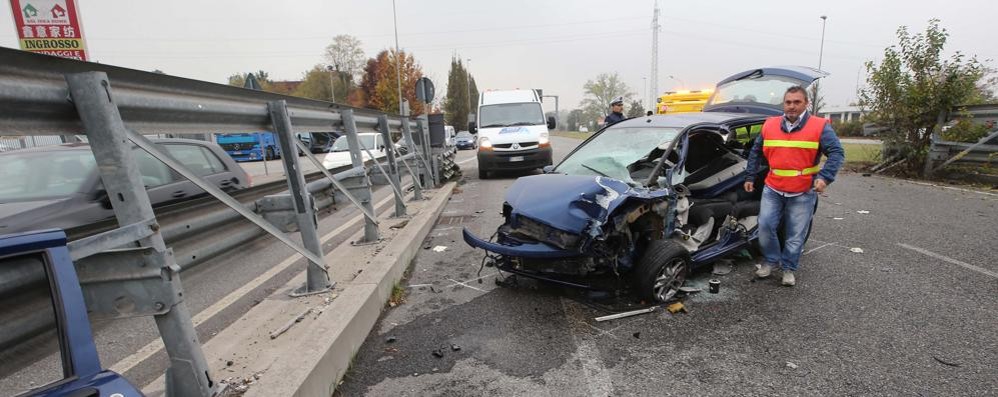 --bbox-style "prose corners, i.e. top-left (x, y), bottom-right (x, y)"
top-left (761, 115), bottom-right (825, 193)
